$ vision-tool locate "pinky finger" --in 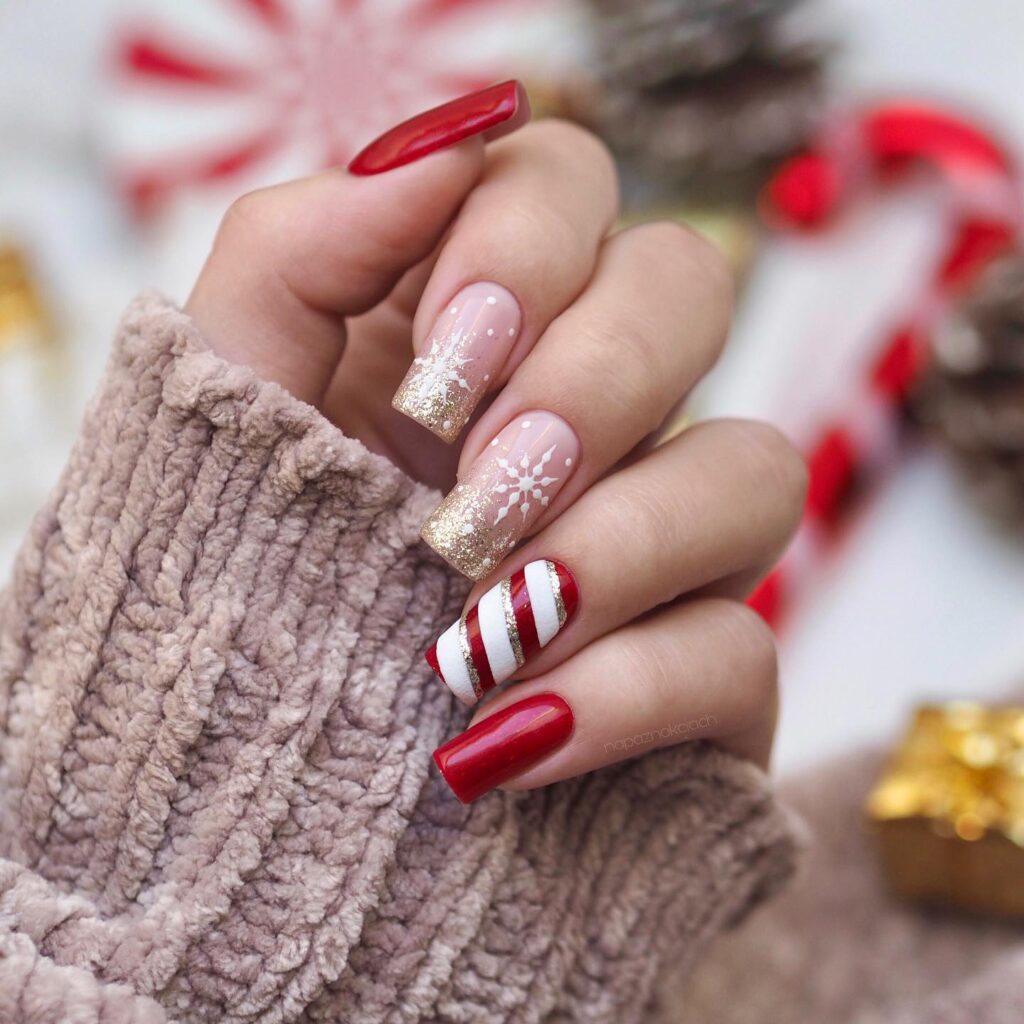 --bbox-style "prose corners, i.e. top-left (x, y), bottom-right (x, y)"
top-left (433, 598), bottom-right (778, 803)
